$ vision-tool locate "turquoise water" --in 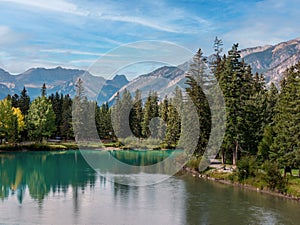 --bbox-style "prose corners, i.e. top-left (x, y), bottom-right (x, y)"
top-left (0, 150), bottom-right (299, 224)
